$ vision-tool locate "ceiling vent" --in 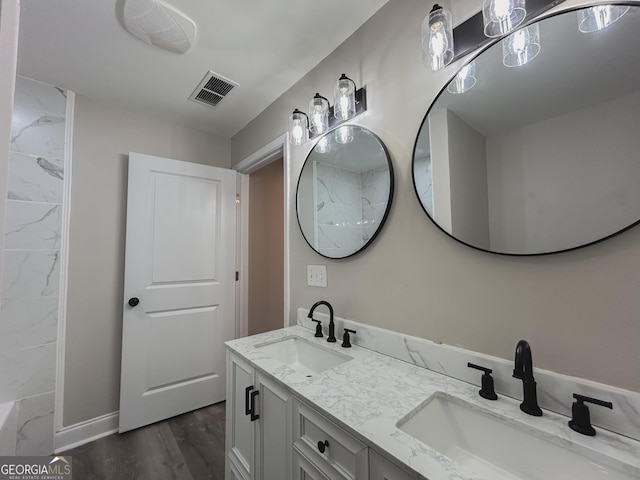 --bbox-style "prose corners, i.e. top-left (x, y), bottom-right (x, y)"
top-left (189, 71), bottom-right (238, 108)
